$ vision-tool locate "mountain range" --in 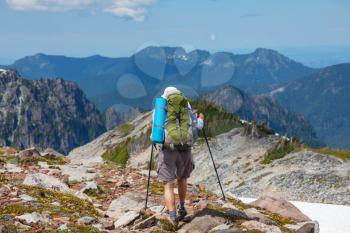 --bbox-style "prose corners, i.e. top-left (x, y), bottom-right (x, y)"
top-left (1, 46), bottom-right (349, 148)
top-left (1, 47), bottom-right (314, 111)
top-left (204, 86), bottom-right (323, 147)
top-left (270, 63), bottom-right (350, 149)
